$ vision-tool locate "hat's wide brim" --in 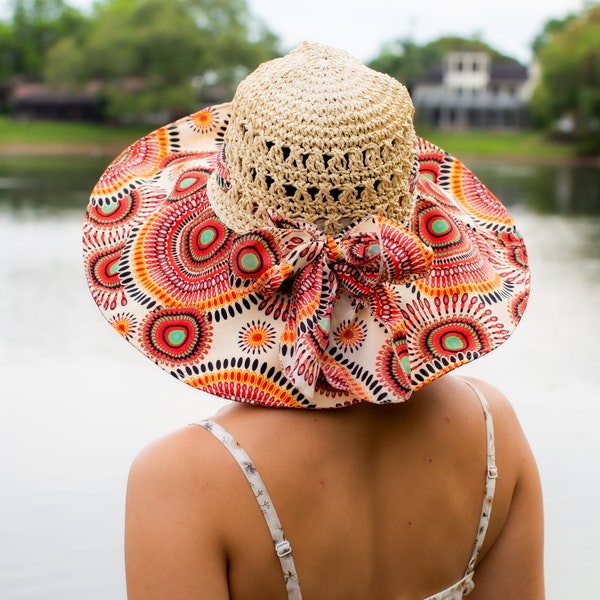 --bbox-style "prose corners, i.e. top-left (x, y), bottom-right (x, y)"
top-left (83, 103), bottom-right (530, 409)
